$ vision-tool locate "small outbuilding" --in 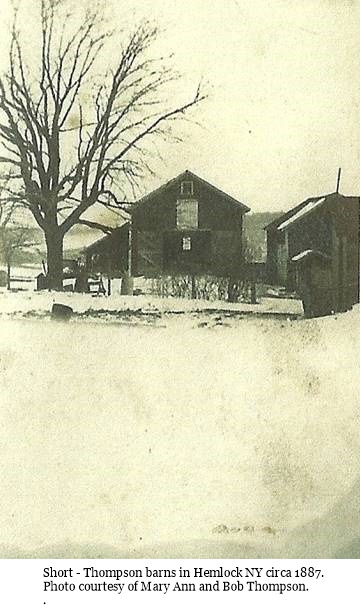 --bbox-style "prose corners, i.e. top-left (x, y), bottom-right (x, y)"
top-left (291, 249), bottom-right (333, 317)
top-left (84, 223), bottom-right (130, 278)
top-left (265, 192), bottom-right (360, 314)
